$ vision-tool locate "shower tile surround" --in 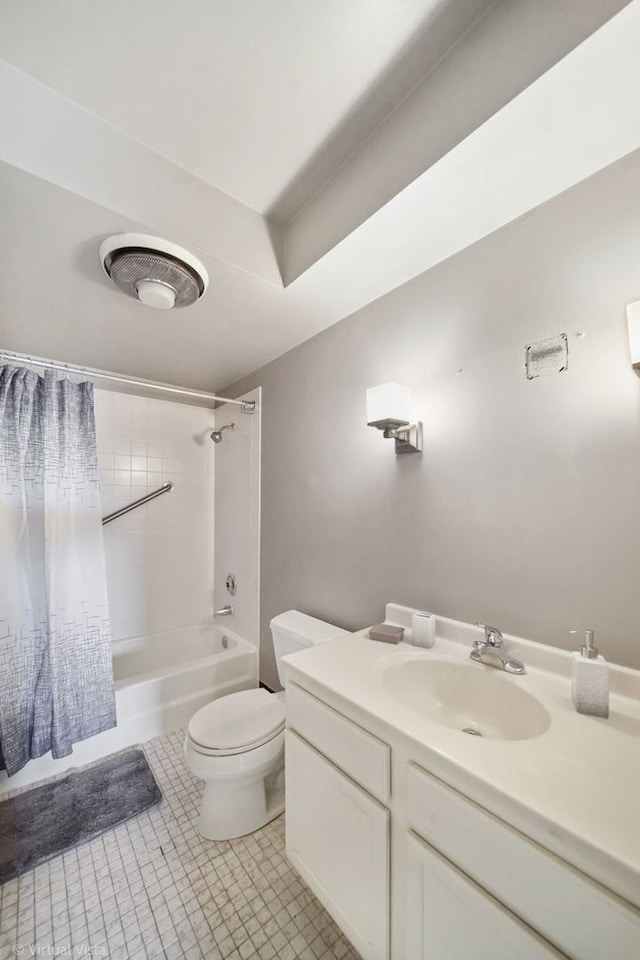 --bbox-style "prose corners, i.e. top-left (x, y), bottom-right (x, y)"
top-left (93, 390), bottom-right (215, 642)
top-left (0, 729), bottom-right (360, 960)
